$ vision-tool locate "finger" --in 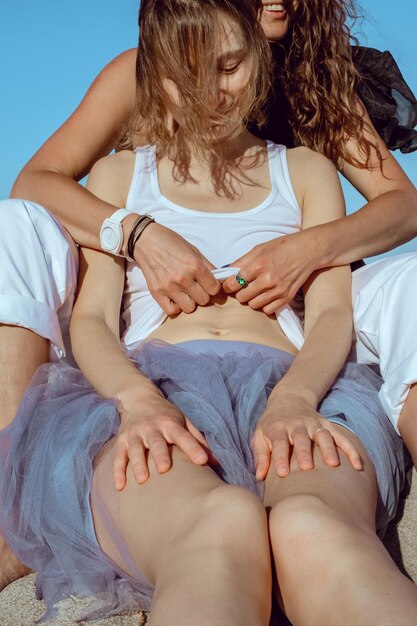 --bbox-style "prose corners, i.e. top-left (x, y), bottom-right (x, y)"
top-left (113, 441), bottom-right (129, 491)
top-left (128, 441), bottom-right (150, 484)
top-left (170, 428), bottom-right (209, 466)
top-left (186, 280), bottom-right (214, 307)
top-left (313, 429), bottom-right (340, 467)
top-left (292, 430), bottom-right (314, 470)
top-left (247, 289), bottom-right (292, 311)
top-left (251, 430), bottom-right (271, 480)
top-left (271, 435), bottom-right (291, 477)
top-left (161, 290), bottom-right (197, 314)
top-left (233, 277), bottom-right (267, 304)
top-left (262, 298), bottom-right (293, 315)
top-left (331, 432), bottom-right (363, 470)
top-left (146, 435), bottom-right (173, 474)
top-left (184, 418), bottom-right (219, 466)
top-left (155, 295), bottom-right (181, 316)
top-left (196, 264), bottom-right (222, 297)
top-left (223, 266), bottom-right (257, 294)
